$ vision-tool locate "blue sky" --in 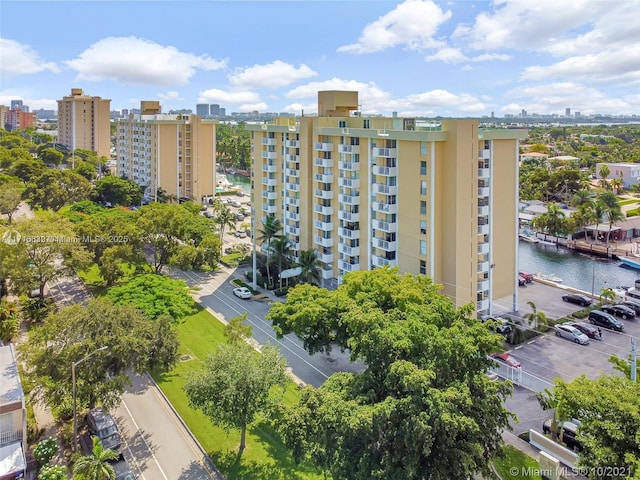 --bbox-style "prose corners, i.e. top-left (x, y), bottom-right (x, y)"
top-left (1, 0), bottom-right (639, 117)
